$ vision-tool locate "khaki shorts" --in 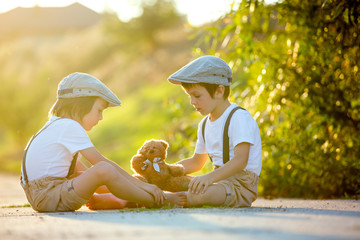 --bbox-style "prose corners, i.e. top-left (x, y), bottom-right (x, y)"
top-left (217, 170), bottom-right (259, 207)
top-left (22, 176), bottom-right (88, 212)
